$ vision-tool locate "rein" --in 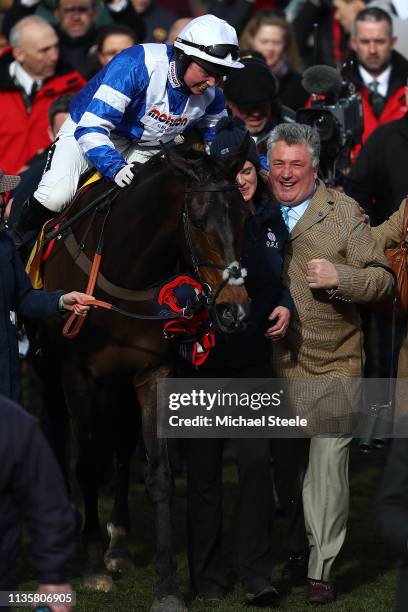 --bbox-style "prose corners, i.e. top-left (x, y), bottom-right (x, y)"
top-left (61, 180), bottom-right (244, 339)
top-left (44, 184), bottom-right (119, 247)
